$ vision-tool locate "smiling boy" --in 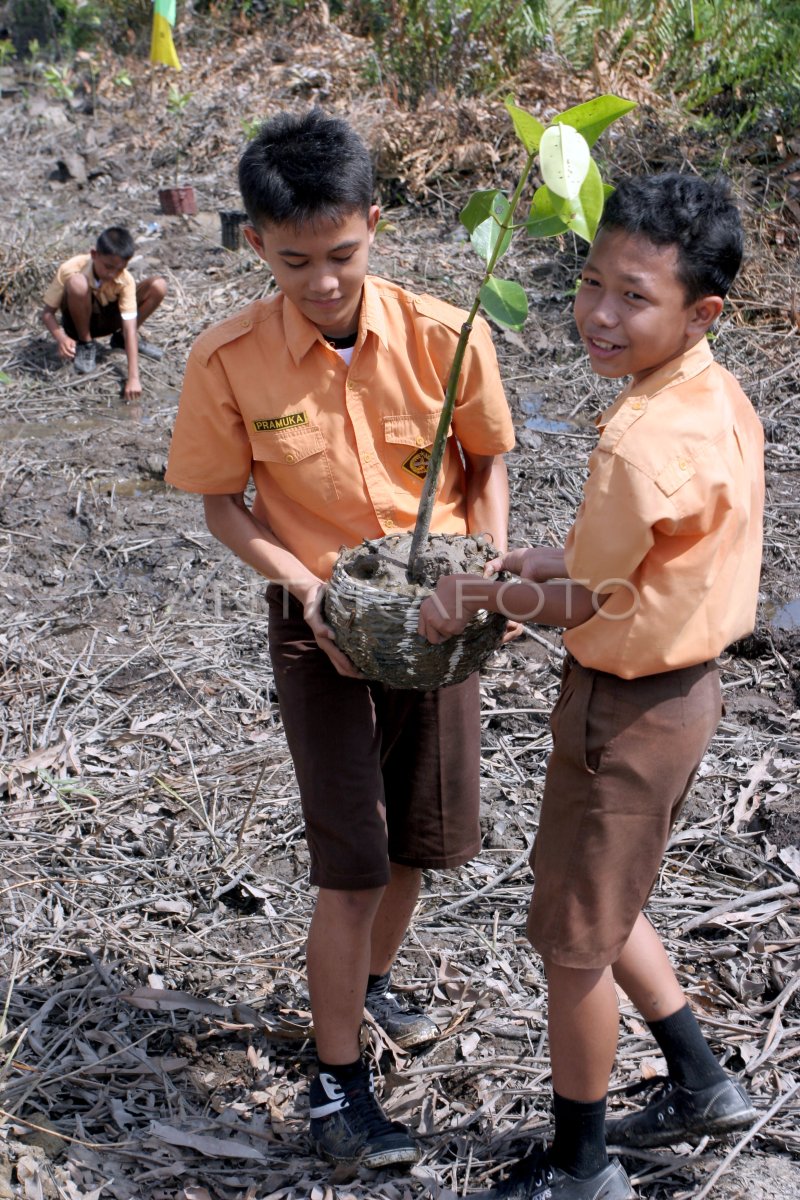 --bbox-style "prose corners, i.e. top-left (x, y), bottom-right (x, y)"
top-left (419, 174), bottom-right (764, 1199)
top-left (165, 109), bottom-right (515, 1170)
